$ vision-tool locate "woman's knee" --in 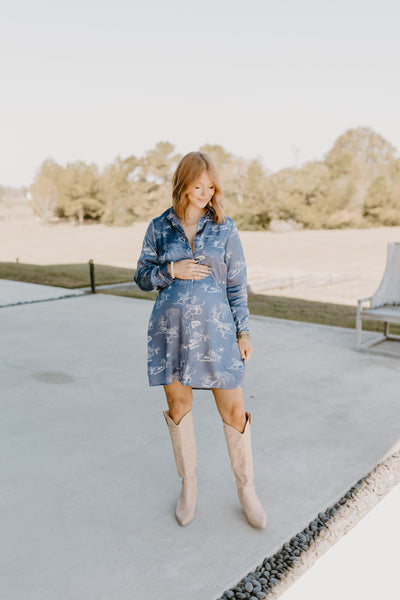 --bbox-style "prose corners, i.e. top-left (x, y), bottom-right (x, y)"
top-left (212, 389), bottom-right (246, 431)
top-left (163, 382), bottom-right (193, 422)
top-left (166, 400), bottom-right (193, 424)
top-left (224, 404), bottom-right (246, 430)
